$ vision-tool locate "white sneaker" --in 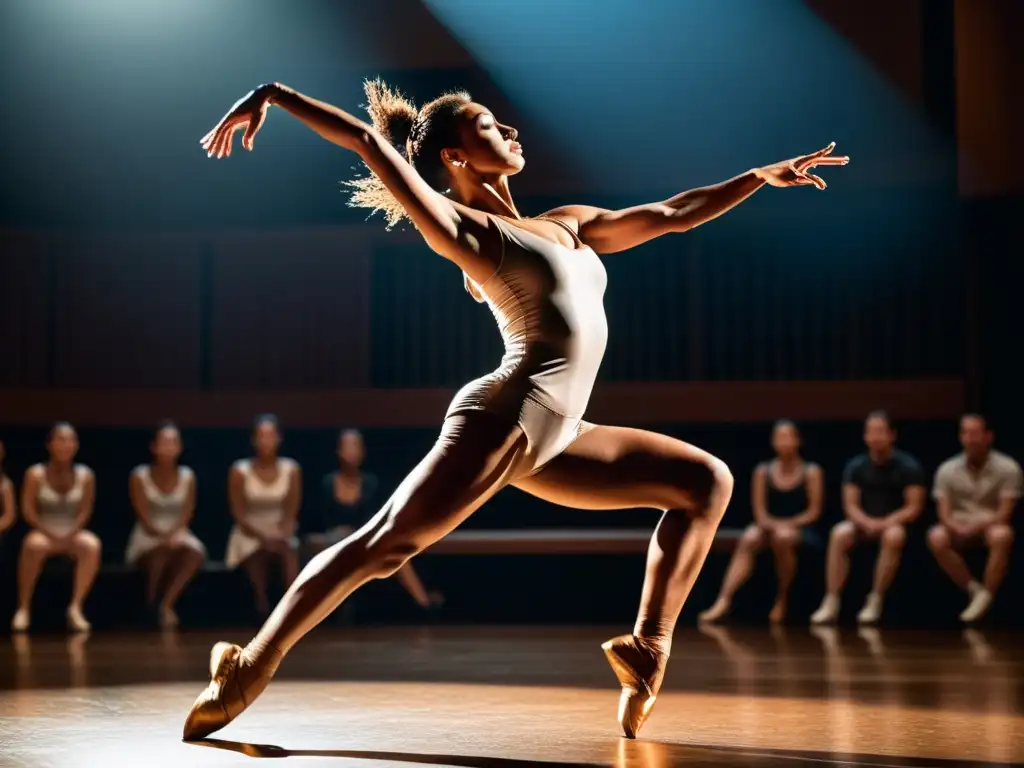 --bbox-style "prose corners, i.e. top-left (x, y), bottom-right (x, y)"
top-left (960, 589), bottom-right (992, 624)
top-left (810, 594), bottom-right (840, 625)
top-left (857, 593), bottom-right (883, 625)
top-left (11, 608), bottom-right (30, 633)
top-left (66, 605), bottom-right (91, 633)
